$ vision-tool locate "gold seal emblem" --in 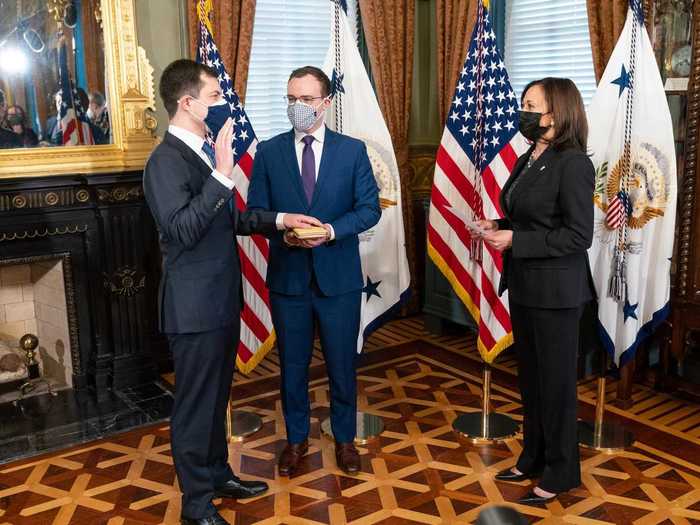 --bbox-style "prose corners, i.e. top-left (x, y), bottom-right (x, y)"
top-left (593, 143), bottom-right (670, 229)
